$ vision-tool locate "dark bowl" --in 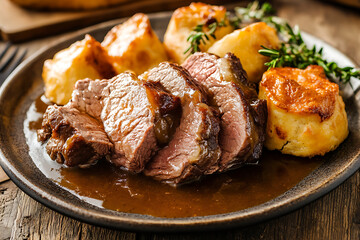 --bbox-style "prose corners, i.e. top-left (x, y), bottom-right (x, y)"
top-left (0, 12), bottom-right (359, 232)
